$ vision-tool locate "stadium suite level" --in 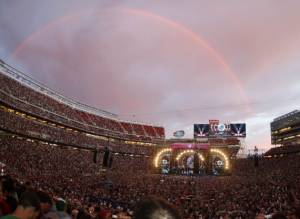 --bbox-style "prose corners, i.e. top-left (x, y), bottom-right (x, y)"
top-left (271, 110), bottom-right (300, 147)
